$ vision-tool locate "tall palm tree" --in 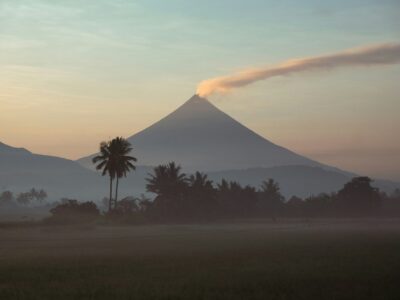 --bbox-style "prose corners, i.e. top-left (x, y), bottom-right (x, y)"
top-left (92, 141), bottom-right (116, 212)
top-left (92, 137), bottom-right (137, 212)
top-left (112, 137), bottom-right (137, 209)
